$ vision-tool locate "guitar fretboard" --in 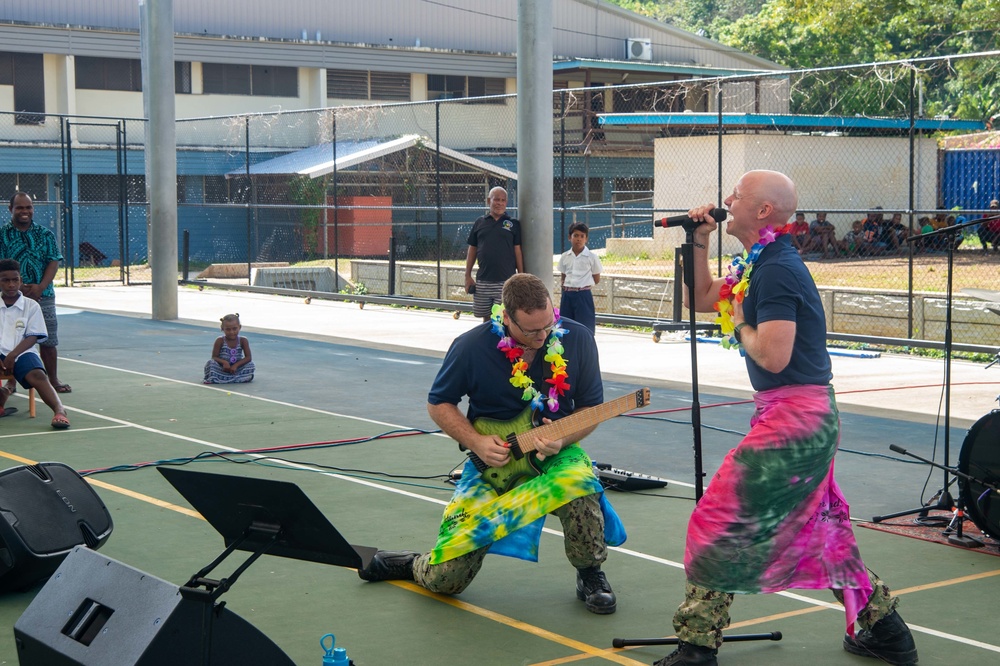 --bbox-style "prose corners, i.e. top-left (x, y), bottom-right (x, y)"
top-left (512, 389), bottom-right (648, 454)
